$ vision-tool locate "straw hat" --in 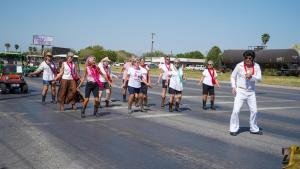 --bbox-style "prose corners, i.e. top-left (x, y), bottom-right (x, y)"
top-left (101, 57), bottom-right (111, 62)
top-left (67, 52), bottom-right (74, 57)
top-left (45, 52), bottom-right (52, 57)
